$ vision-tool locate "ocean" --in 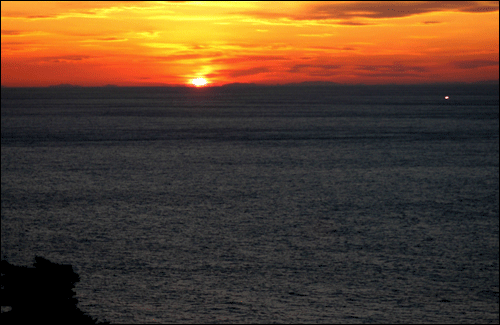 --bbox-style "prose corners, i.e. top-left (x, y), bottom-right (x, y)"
top-left (1, 84), bottom-right (499, 323)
